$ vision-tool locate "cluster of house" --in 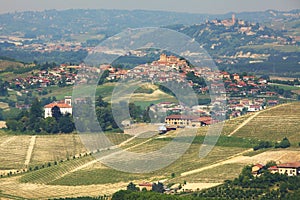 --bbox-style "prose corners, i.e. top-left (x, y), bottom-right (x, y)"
top-left (13, 64), bottom-right (78, 89)
top-left (120, 54), bottom-right (190, 83)
top-left (5, 39), bottom-right (94, 53)
top-left (252, 162), bottom-right (300, 177)
top-left (12, 53), bottom-right (282, 125)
